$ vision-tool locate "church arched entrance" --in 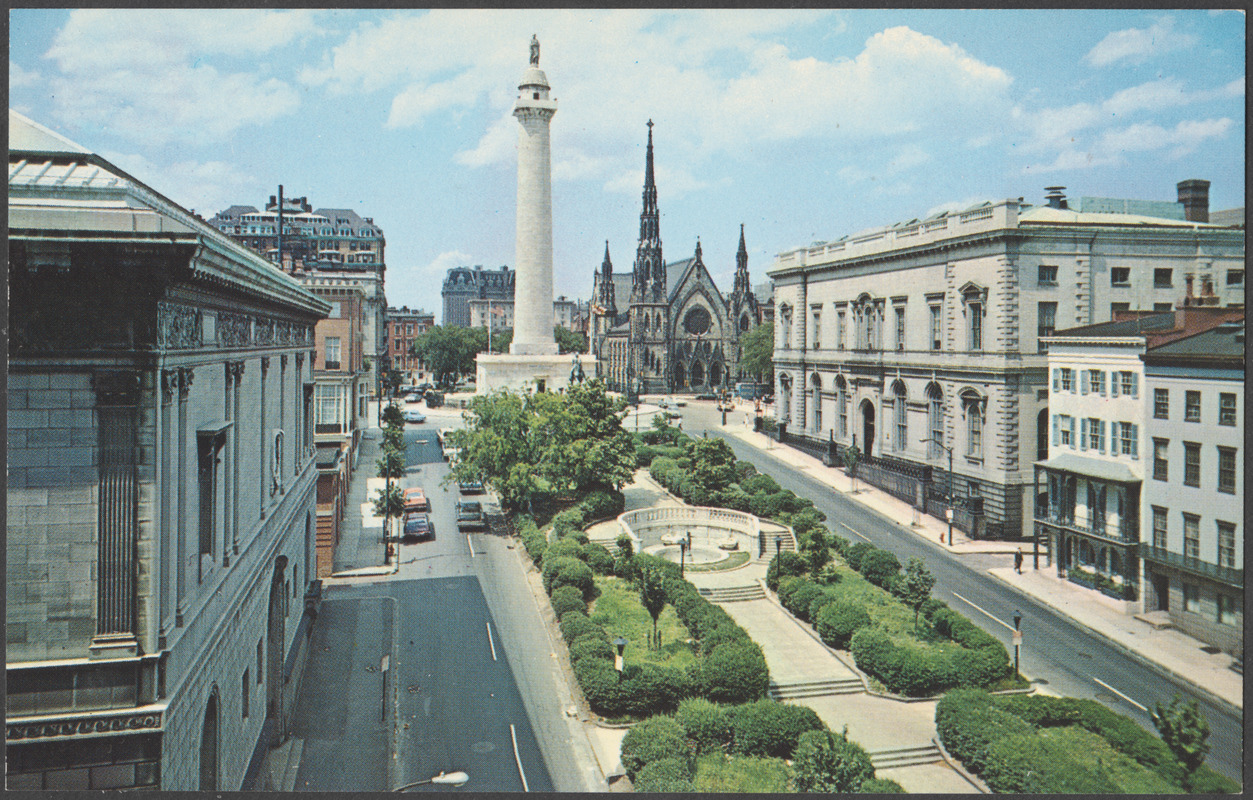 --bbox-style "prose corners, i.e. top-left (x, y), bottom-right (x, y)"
top-left (673, 361), bottom-right (685, 389)
top-left (860, 399), bottom-right (875, 459)
top-left (710, 362), bottom-right (722, 390)
top-left (199, 689), bottom-right (219, 791)
top-left (690, 360), bottom-right (704, 388)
